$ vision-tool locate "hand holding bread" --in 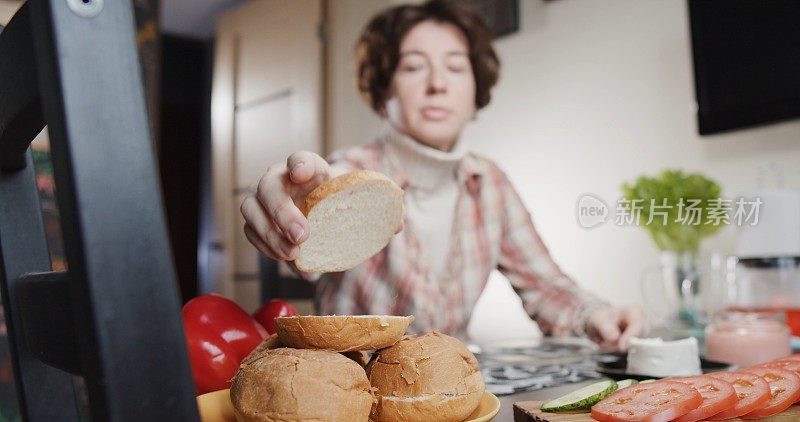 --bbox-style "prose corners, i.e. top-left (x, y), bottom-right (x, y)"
top-left (241, 151), bottom-right (333, 262)
top-left (241, 151), bottom-right (404, 273)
